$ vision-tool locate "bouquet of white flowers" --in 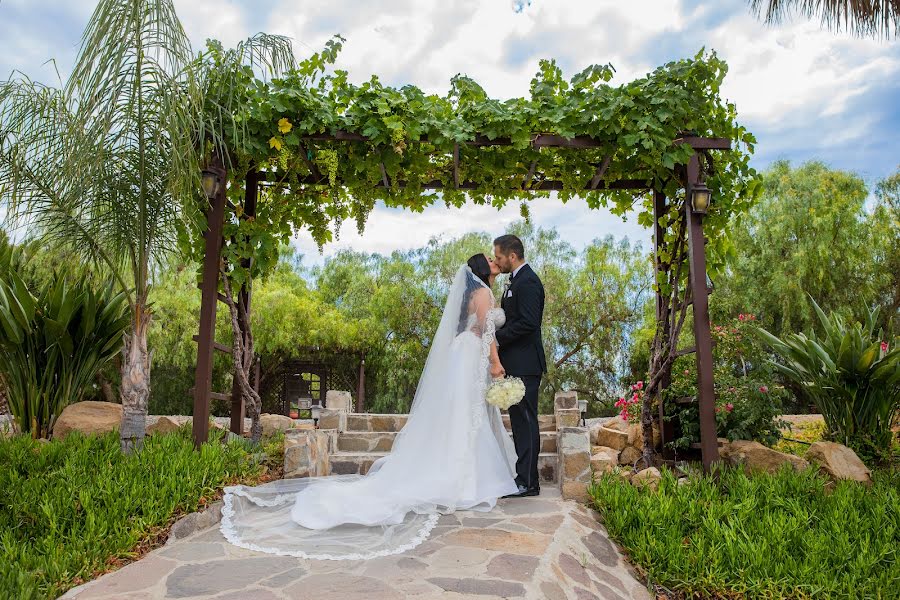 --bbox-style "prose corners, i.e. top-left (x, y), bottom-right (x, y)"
top-left (486, 376), bottom-right (526, 410)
